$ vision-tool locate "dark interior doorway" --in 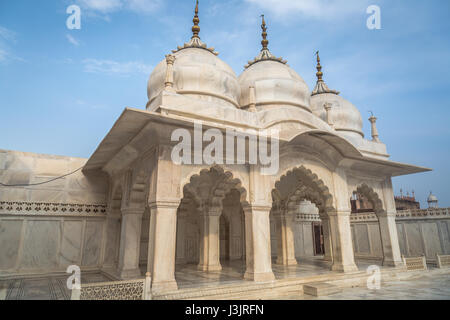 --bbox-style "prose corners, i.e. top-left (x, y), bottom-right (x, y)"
top-left (313, 223), bottom-right (325, 256)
